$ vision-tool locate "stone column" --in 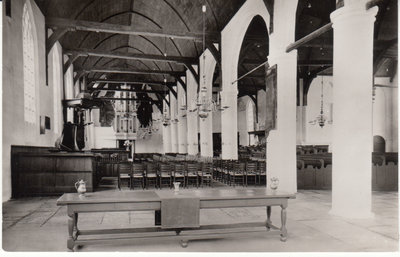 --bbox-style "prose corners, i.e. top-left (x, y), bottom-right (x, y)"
top-left (186, 66), bottom-right (199, 155)
top-left (170, 87), bottom-right (179, 153)
top-left (64, 64), bottom-right (74, 122)
top-left (199, 50), bottom-right (216, 157)
top-left (220, 89), bottom-right (238, 159)
top-left (162, 99), bottom-right (171, 154)
top-left (177, 78), bottom-right (188, 154)
top-left (266, 0), bottom-right (298, 193)
top-left (330, 0), bottom-right (378, 218)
